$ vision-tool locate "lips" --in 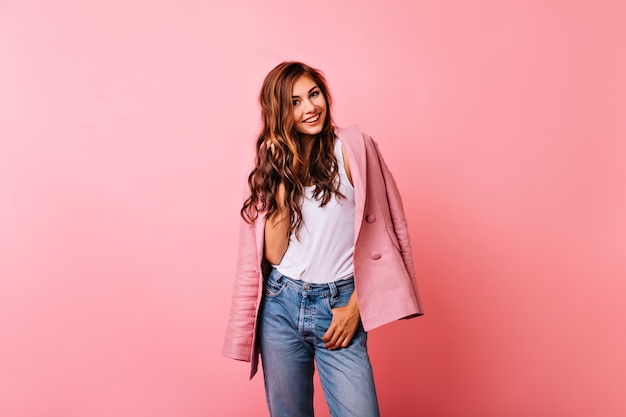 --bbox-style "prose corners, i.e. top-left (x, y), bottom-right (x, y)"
top-left (303, 114), bottom-right (320, 124)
